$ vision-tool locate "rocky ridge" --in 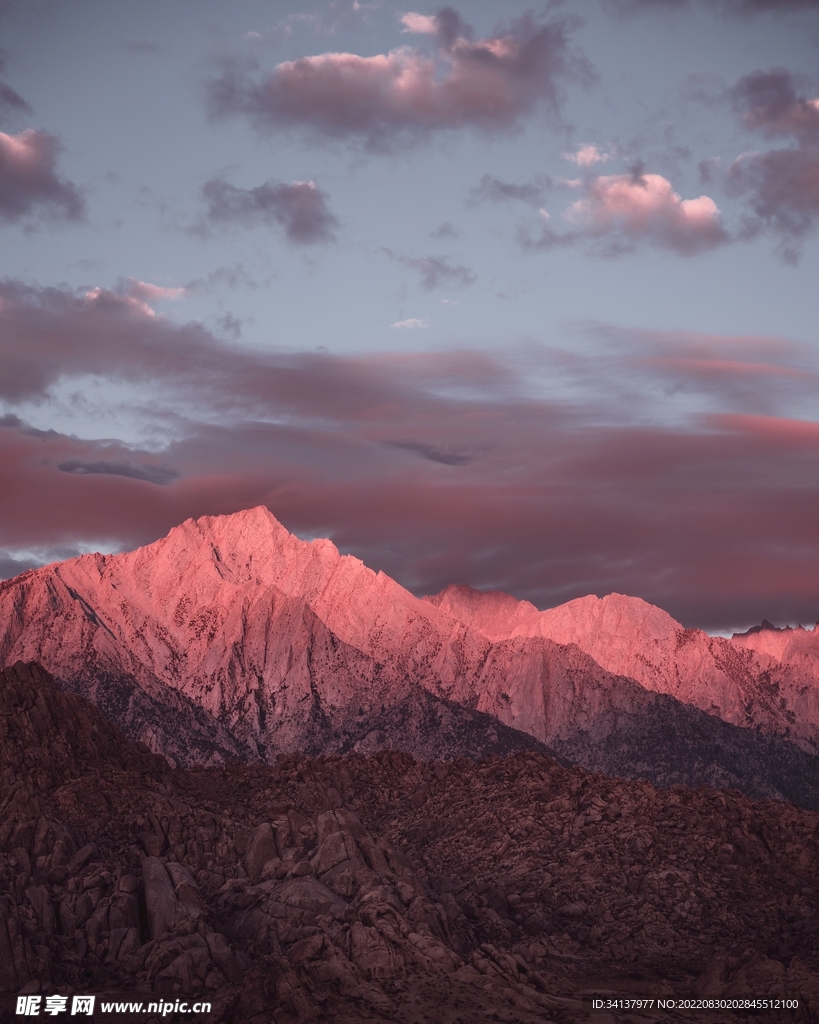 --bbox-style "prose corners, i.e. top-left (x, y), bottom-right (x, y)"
top-left (1, 508), bottom-right (819, 806)
top-left (1, 662), bottom-right (818, 1022)
top-left (426, 585), bottom-right (819, 755)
